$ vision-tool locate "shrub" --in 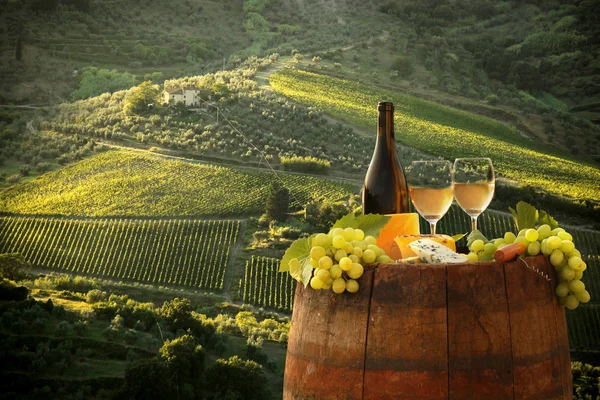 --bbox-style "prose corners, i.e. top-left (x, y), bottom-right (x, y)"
top-left (55, 321), bottom-right (69, 337)
top-left (6, 173), bottom-right (21, 184)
